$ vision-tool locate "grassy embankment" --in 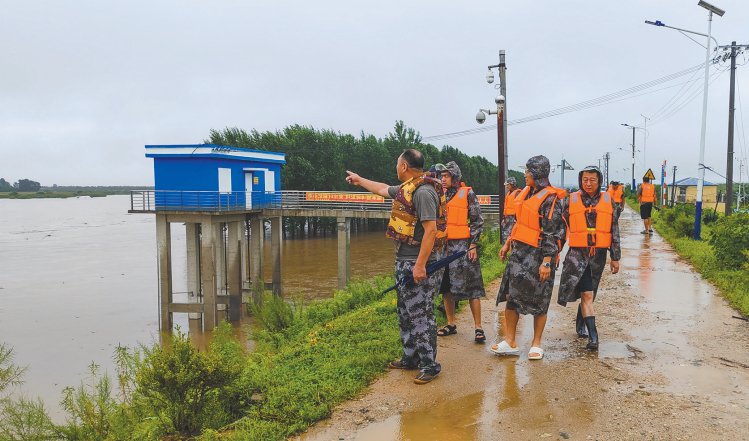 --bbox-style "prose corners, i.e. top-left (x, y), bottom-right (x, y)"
top-left (0, 230), bottom-right (505, 441)
top-left (625, 196), bottom-right (749, 316)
